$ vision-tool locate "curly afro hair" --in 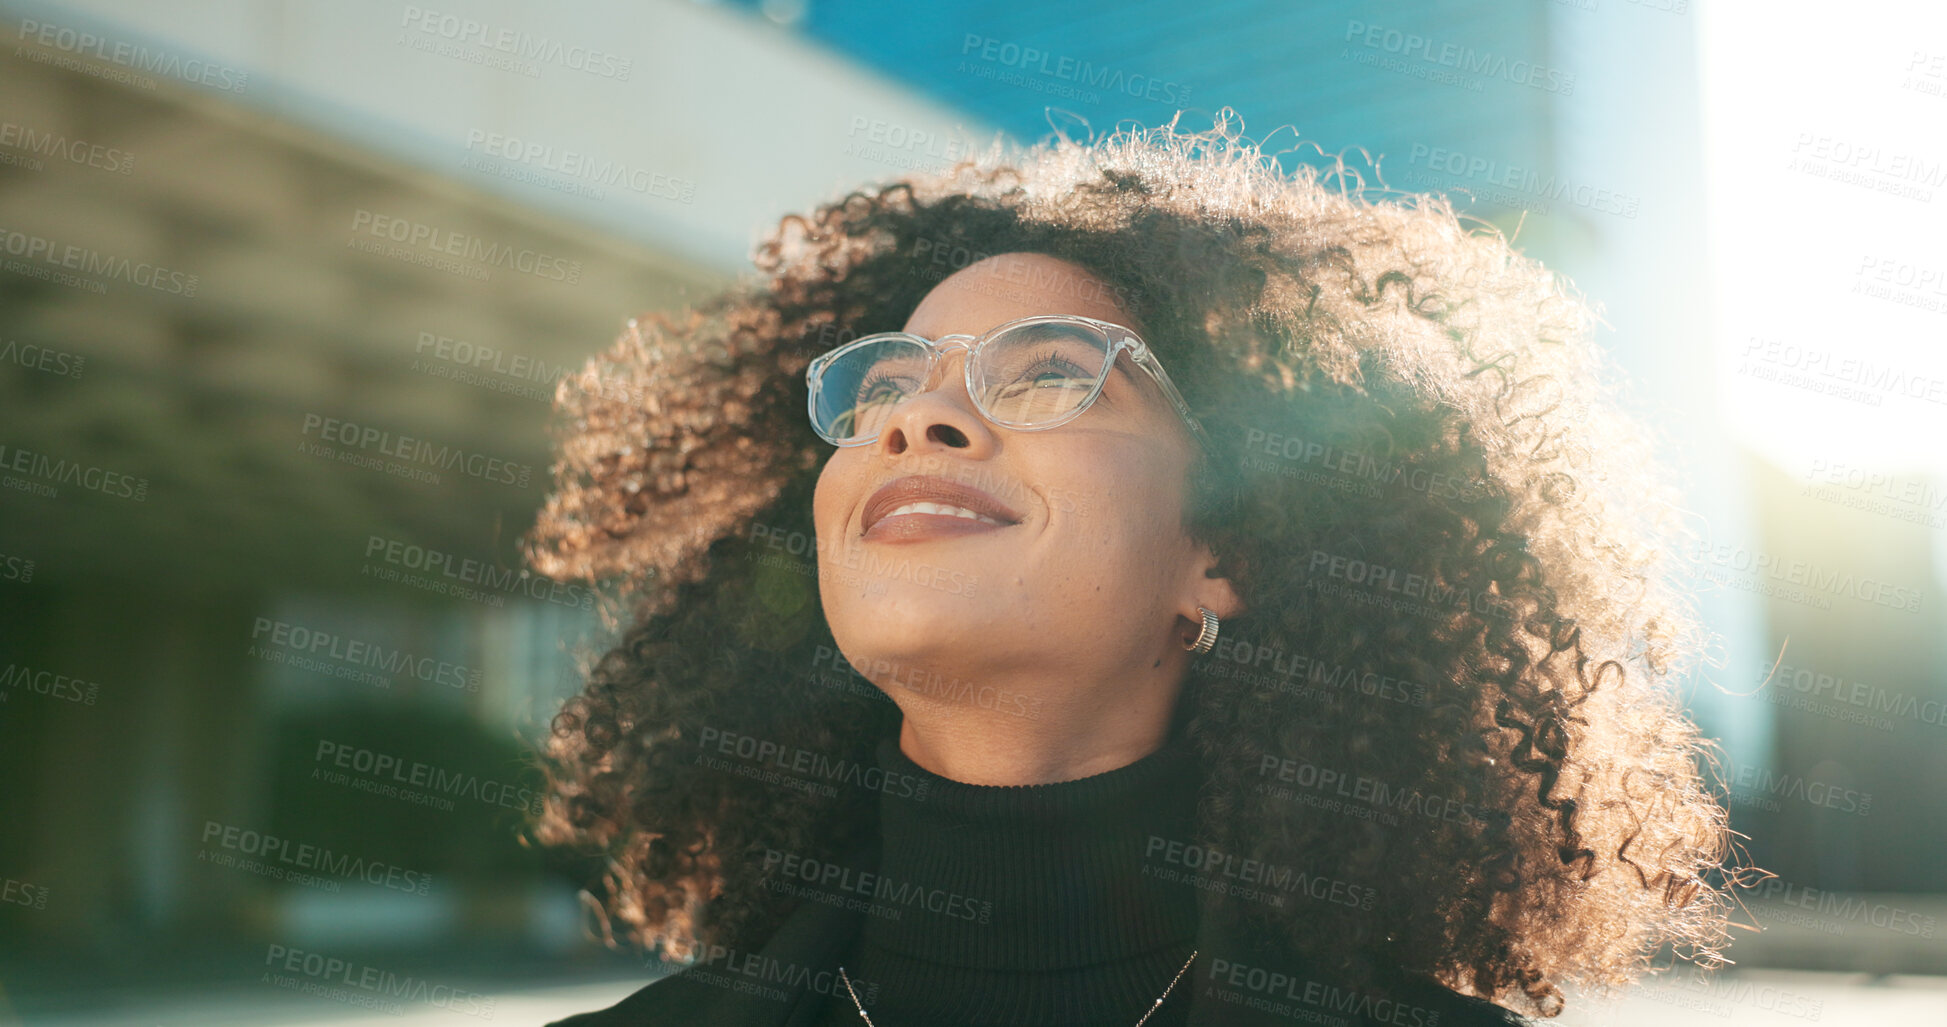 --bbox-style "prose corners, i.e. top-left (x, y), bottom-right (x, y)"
top-left (520, 113), bottom-right (1754, 1019)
